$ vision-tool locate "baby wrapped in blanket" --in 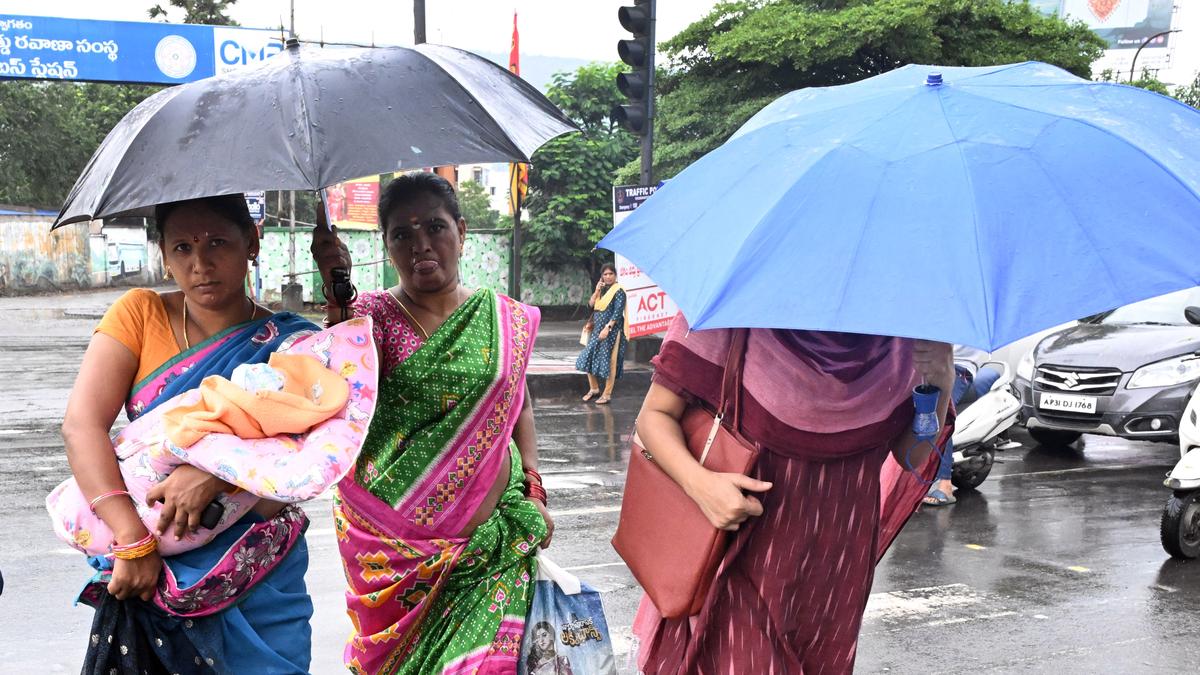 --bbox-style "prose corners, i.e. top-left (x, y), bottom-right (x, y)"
top-left (47, 317), bottom-right (378, 557)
